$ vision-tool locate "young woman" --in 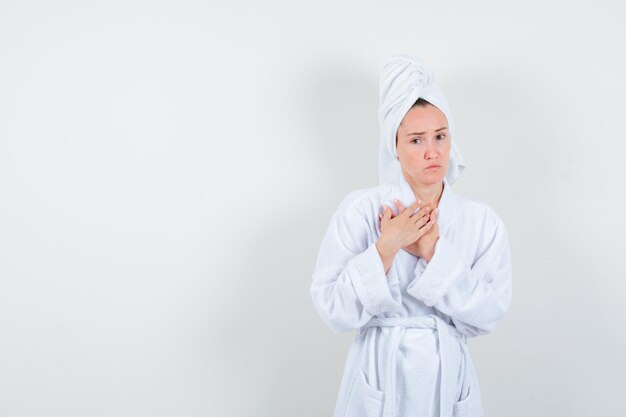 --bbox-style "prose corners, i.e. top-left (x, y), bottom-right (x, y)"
top-left (310, 55), bottom-right (512, 417)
